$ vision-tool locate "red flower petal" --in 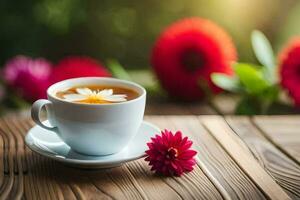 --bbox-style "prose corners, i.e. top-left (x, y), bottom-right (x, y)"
top-left (151, 17), bottom-right (237, 101)
top-left (145, 129), bottom-right (197, 177)
top-left (179, 150), bottom-right (197, 159)
top-left (50, 56), bottom-right (111, 83)
top-left (279, 38), bottom-right (300, 106)
top-left (180, 140), bottom-right (193, 151)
